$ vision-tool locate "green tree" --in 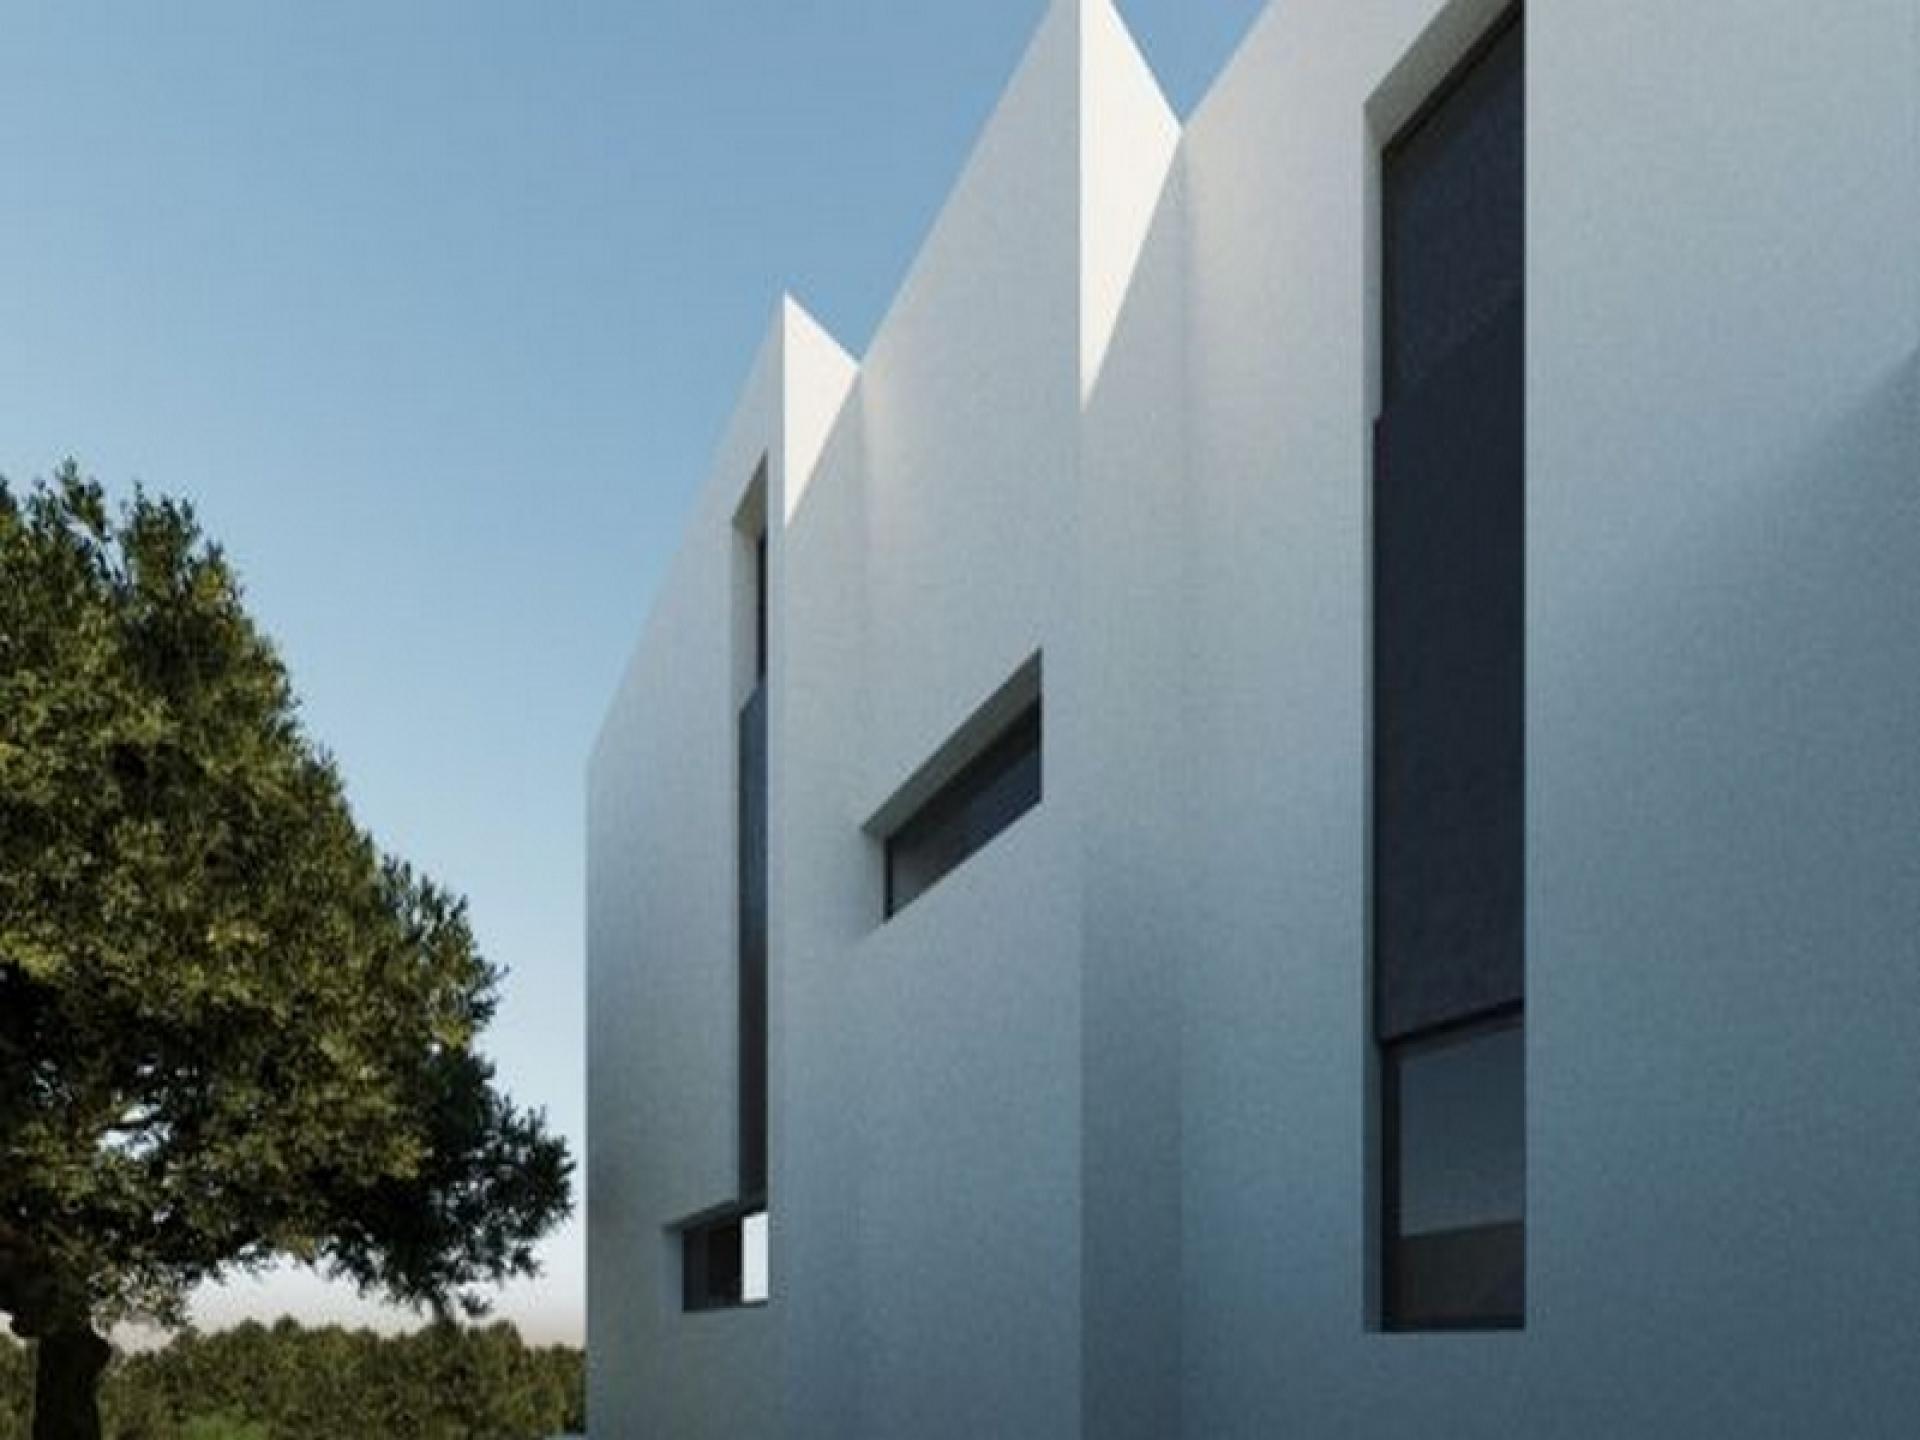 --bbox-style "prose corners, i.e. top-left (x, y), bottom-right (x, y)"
top-left (176, 1418), bottom-right (268, 1440)
top-left (0, 1340), bottom-right (30, 1440)
top-left (0, 466), bottom-right (572, 1440)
